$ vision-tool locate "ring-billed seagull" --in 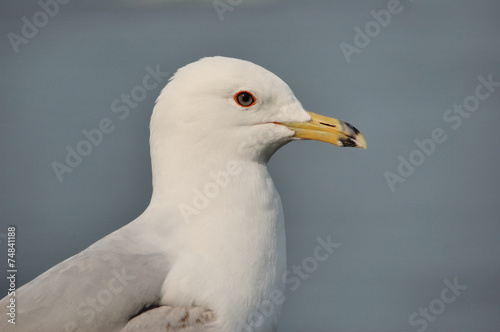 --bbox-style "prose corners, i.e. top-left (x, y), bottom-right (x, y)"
top-left (0, 56), bottom-right (366, 332)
